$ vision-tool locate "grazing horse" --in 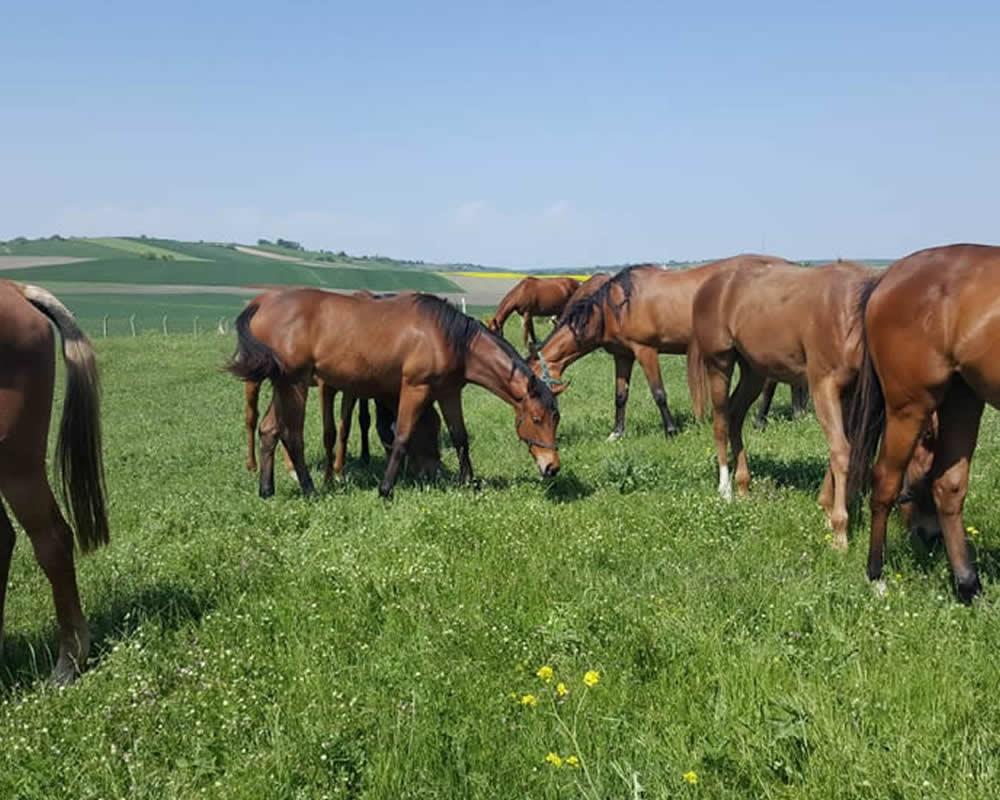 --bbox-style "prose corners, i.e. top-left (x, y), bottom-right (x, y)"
top-left (692, 260), bottom-right (872, 547)
top-left (487, 276), bottom-right (581, 354)
top-left (228, 290), bottom-right (560, 498)
top-left (532, 255), bottom-right (797, 440)
top-left (848, 244), bottom-right (1000, 602)
top-left (0, 282), bottom-right (108, 684)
